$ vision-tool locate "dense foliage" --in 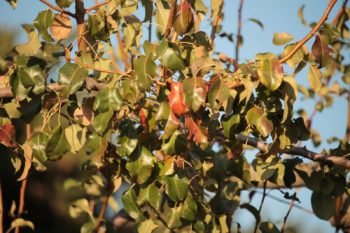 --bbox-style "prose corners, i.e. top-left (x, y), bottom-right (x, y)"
top-left (1, 0), bottom-right (350, 232)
